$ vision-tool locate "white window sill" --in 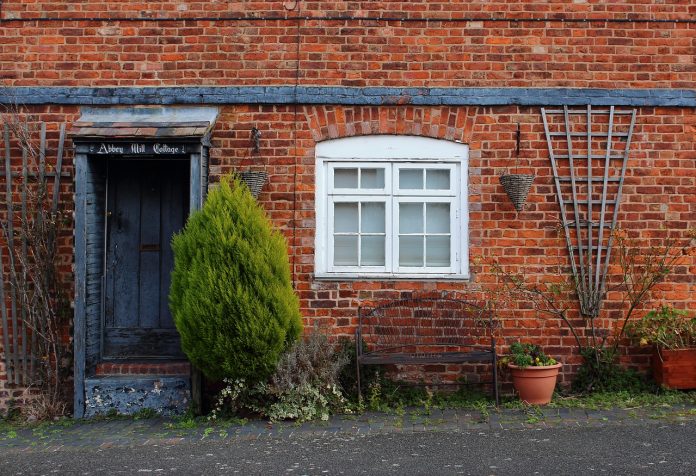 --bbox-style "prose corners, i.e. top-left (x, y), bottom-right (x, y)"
top-left (313, 272), bottom-right (471, 282)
